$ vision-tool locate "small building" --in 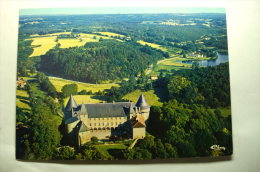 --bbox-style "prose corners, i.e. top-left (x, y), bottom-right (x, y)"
top-left (64, 94), bottom-right (150, 146)
top-left (16, 78), bottom-right (26, 88)
top-left (189, 52), bottom-right (204, 58)
top-left (150, 75), bottom-right (158, 80)
top-left (131, 114), bottom-right (146, 139)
